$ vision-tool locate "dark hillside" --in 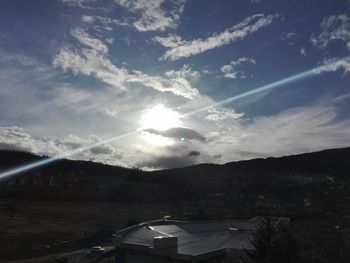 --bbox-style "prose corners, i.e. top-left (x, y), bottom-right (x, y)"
top-left (0, 147), bottom-right (349, 218)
